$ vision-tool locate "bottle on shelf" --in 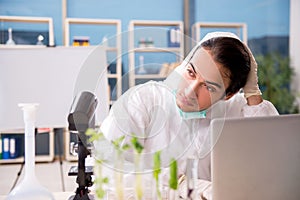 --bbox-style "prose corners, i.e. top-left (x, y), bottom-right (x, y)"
top-left (138, 37), bottom-right (146, 48)
top-left (146, 37), bottom-right (154, 47)
top-left (36, 34), bottom-right (44, 45)
top-left (102, 35), bottom-right (108, 47)
top-left (6, 27), bottom-right (16, 45)
top-left (137, 55), bottom-right (147, 74)
top-left (72, 36), bottom-right (90, 46)
top-left (168, 27), bottom-right (180, 47)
